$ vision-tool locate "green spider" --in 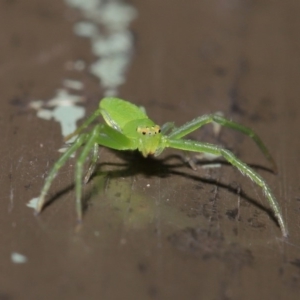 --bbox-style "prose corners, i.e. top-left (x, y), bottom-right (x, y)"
top-left (36, 97), bottom-right (288, 237)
